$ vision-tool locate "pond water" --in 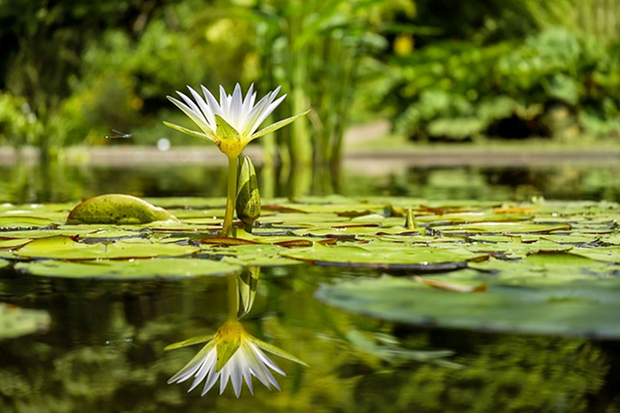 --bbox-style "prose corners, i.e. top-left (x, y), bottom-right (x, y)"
top-left (1, 160), bottom-right (619, 204)
top-left (1, 158), bottom-right (620, 412)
